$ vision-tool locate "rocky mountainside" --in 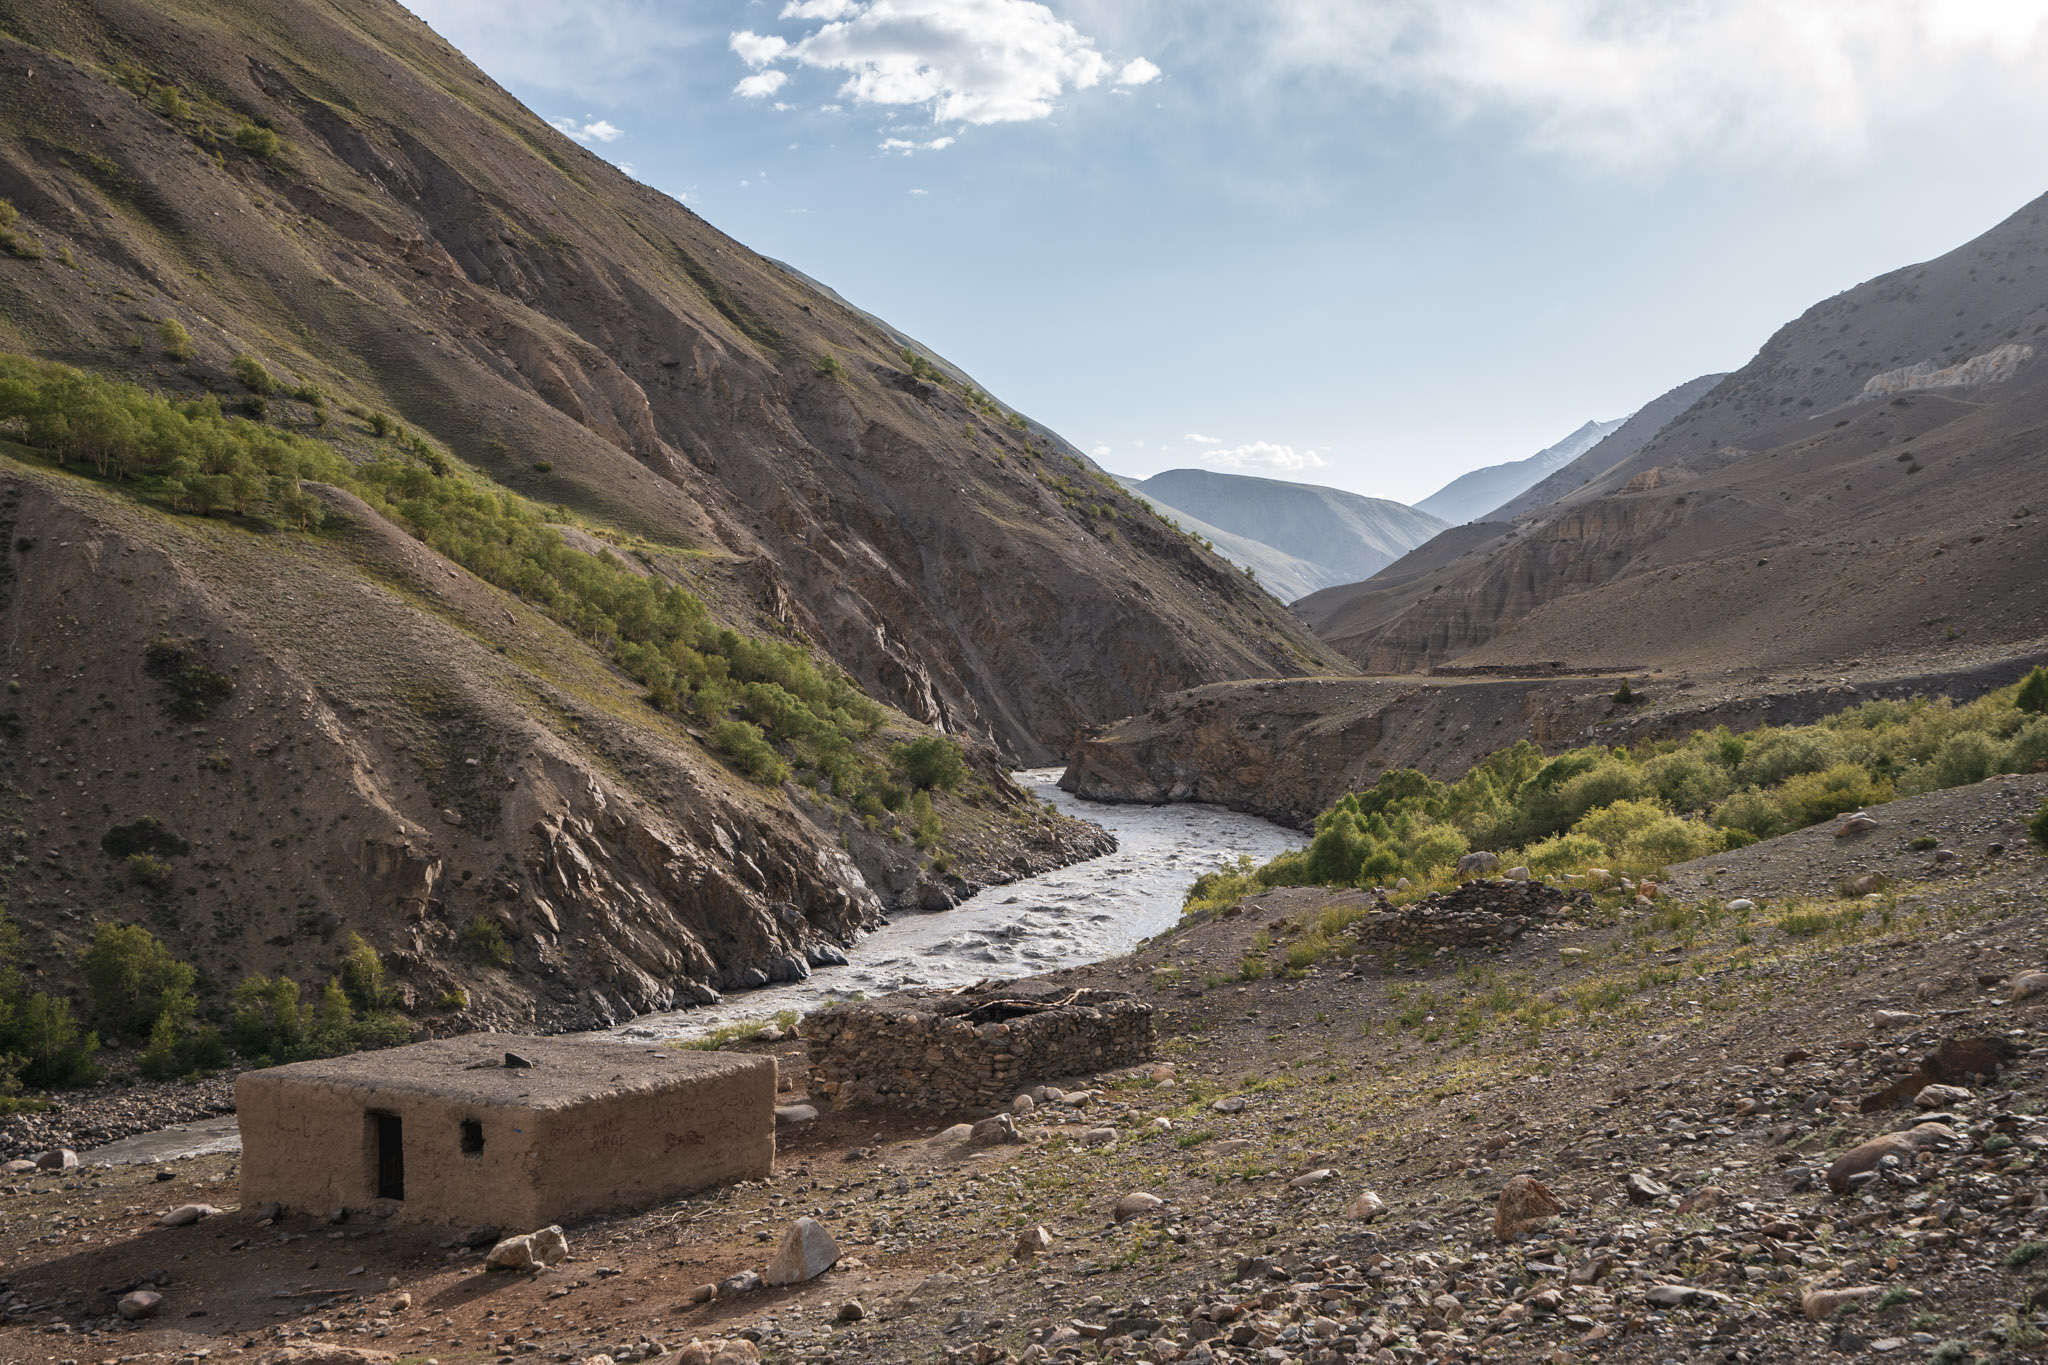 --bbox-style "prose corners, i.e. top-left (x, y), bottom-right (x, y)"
top-left (1121, 469), bottom-right (1446, 589)
top-left (1300, 190), bottom-right (2048, 675)
top-left (1482, 372), bottom-right (1727, 522)
top-left (0, 0), bottom-right (1351, 1029)
top-left (1413, 417), bottom-right (1622, 525)
top-left (0, 0), bottom-right (1338, 768)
